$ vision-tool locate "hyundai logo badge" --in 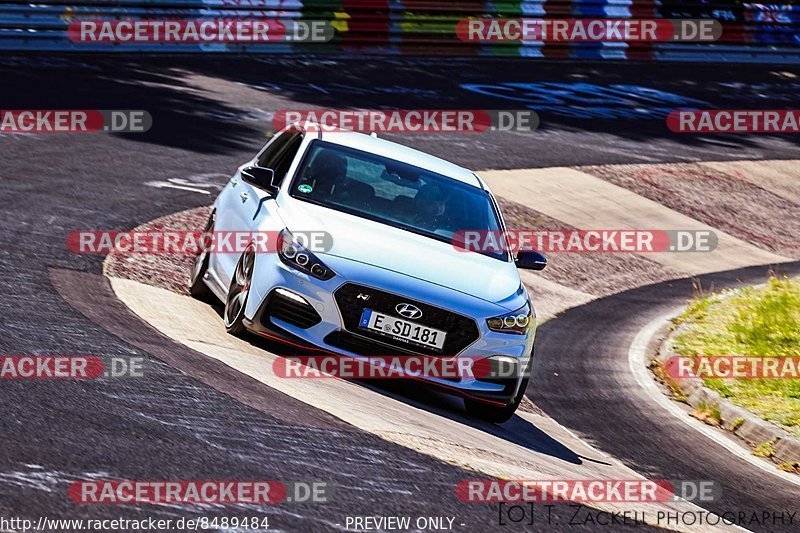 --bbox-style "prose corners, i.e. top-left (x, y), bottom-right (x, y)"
top-left (395, 303), bottom-right (423, 320)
